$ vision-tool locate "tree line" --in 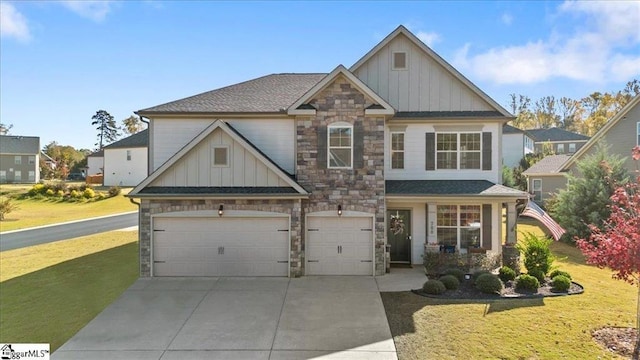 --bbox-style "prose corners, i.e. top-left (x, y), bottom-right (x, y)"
top-left (508, 79), bottom-right (639, 136)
